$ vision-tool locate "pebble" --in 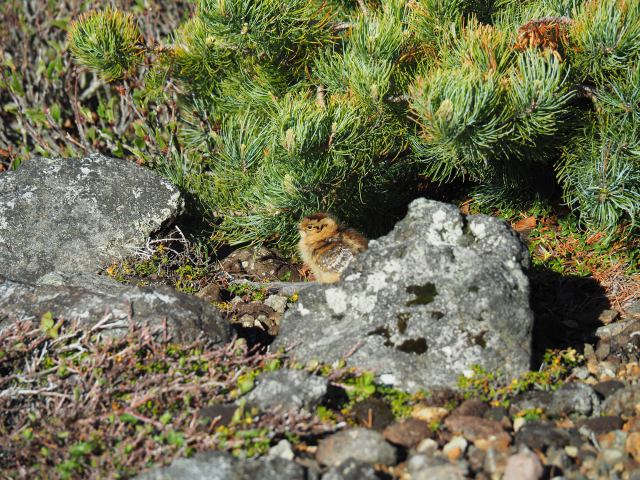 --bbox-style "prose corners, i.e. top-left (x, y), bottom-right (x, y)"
top-left (625, 432), bottom-right (640, 462)
top-left (502, 447), bottom-right (543, 480)
top-left (264, 294), bottom-right (289, 313)
top-left (412, 405), bottom-right (449, 424)
top-left (513, 417), bottom-right (526, 432)
top-left (415, 438), bottom-right (438, 454)
top-left (576, 416), bottom-right (624, 436)
top-left (383, 419), bottom-right (431, 448)
top-left (316, 428), bottom-right (397, 467)
top-left (443, 436), bottom-right (468, 460)
top-left (450, 399), bottom-right (489, 418)
top-left (269, 439), bottom-right (295, 461)
top-left (547, 382), bottom-right (600, 418)
top-left (593, 380), bottom-right (625, 399)
top-left (244, 369), bottom-right (328, 411)
top-left (407, 454), bottom-right (467, 480)
top-left (515, 421), bottom-right (571, 450)
top-left (599, 309), bottom-right (619, 325)
top-left (602, 384), bottom-right (640, 418)
top-left (321, 458), bottom-right (378, 480)
top-left (564, 445), bottom-right (578, 458)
